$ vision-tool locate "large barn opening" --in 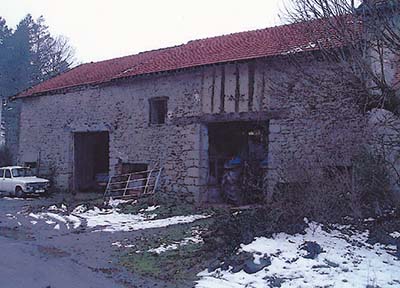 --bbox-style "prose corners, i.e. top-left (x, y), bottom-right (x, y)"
top-left (207, 121), bottom-right (268, 205)
top-left (74, 131), bottom-right (109, 192)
